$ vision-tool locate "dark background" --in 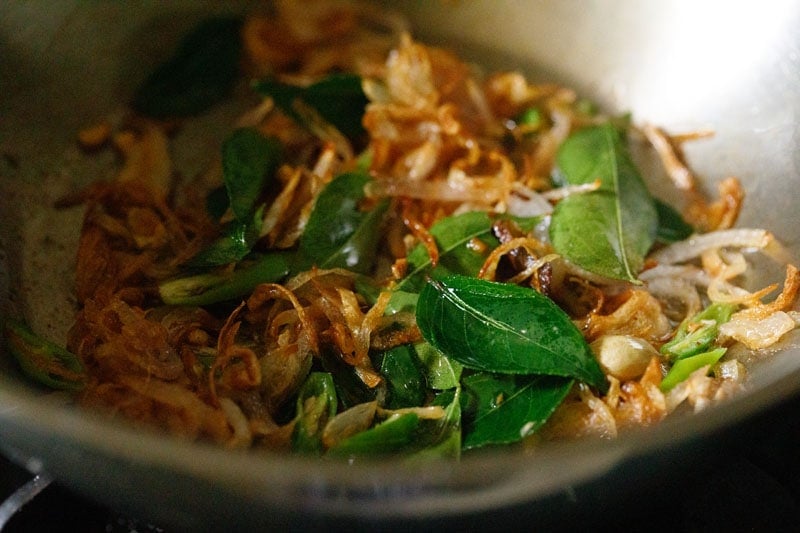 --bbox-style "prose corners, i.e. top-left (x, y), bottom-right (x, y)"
top-left (3, 391), bottom-right (800, 532)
